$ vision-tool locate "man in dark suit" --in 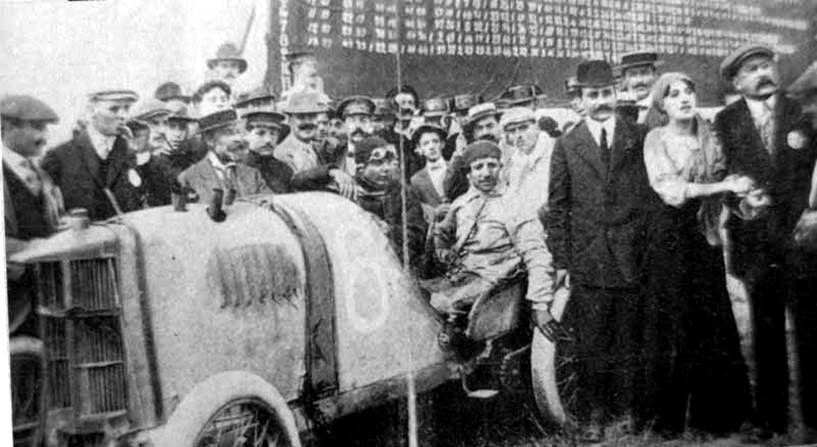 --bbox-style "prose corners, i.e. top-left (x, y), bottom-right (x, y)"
top-left (410, 124), bottom-right (449, 223)
top-left (545, 60), bottom-right (657, 436)
top-left (179, 109), bottom-right (271, 206)
top-left (244, 110), bottom-right (293, 193)
top-left (714, 44), bottom-right (817, 438)
top-left (2, 95), bottom-right (63, 335)
top-left (42, 90), bottom-right (143, 220)
top-left (786, 60), bottom-right (817, 444)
